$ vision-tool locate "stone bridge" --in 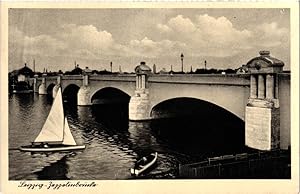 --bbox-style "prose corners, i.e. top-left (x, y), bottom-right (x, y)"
top-left (31, 51), bottom-right (290, 151)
